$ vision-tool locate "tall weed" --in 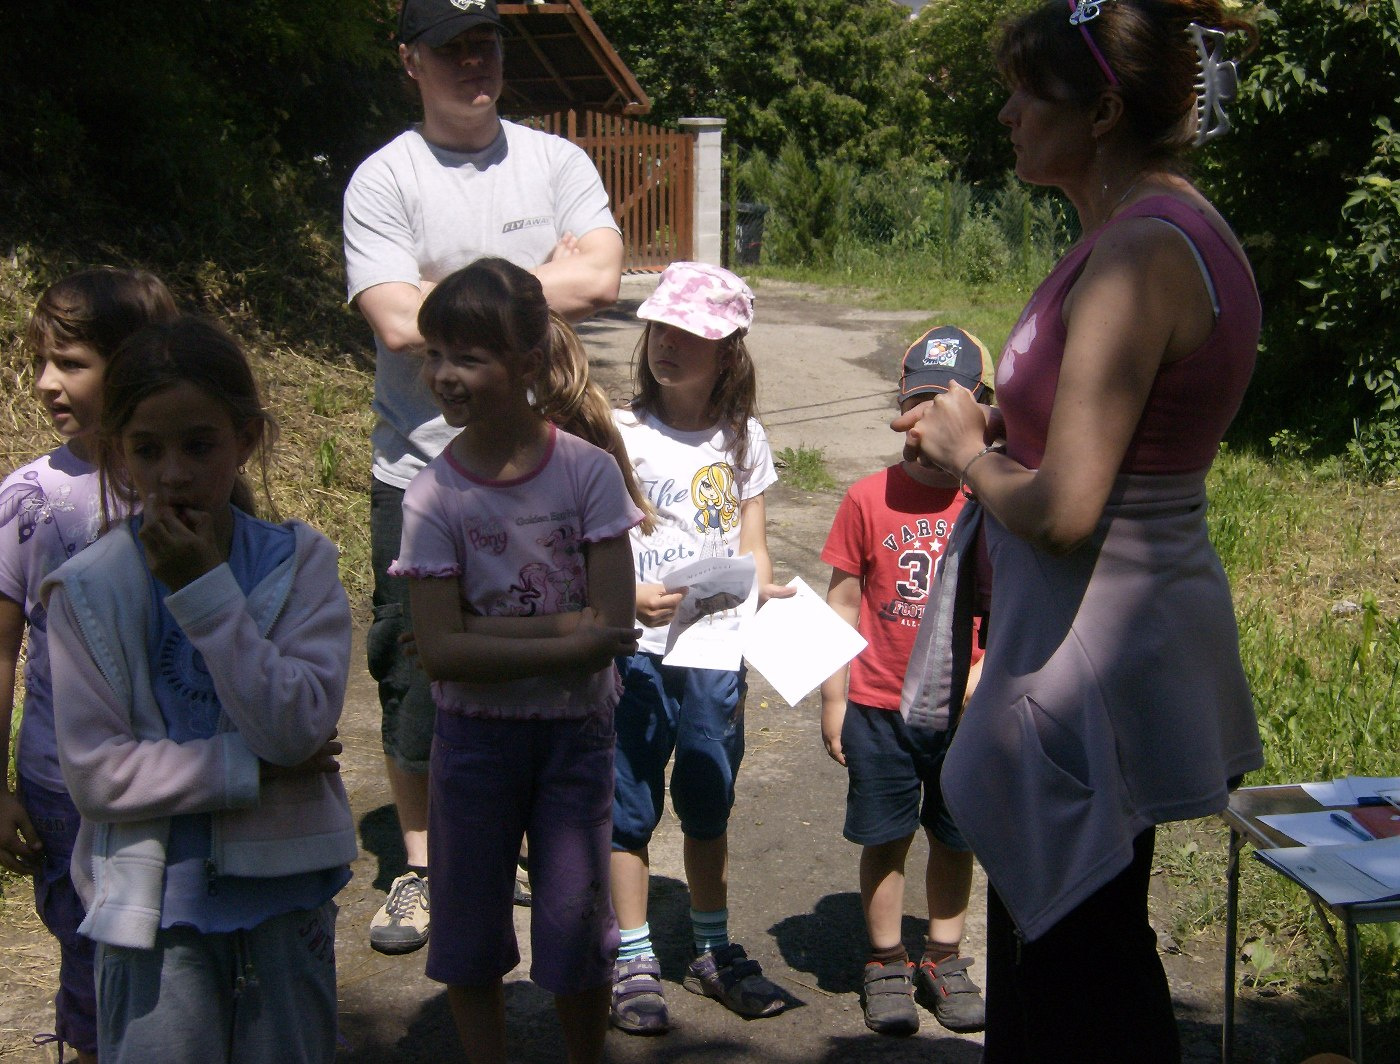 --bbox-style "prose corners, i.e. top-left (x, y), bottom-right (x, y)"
top-left (737, 141), bottom-right (856, 267)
